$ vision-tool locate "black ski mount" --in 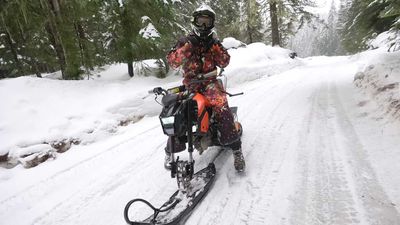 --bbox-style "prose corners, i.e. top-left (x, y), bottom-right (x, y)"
top-left (124, 163), bottom-right (216, 225)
